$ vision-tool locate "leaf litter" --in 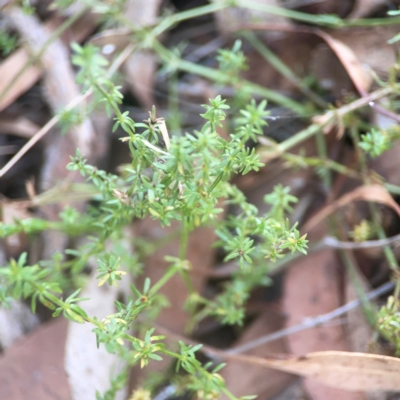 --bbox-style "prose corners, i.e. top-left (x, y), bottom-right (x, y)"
top-left (1, 1), bottom-right (400, 400)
